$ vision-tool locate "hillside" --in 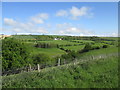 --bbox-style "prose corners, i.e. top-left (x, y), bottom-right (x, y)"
top-left (2, 47), bottom-right (118, 88)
